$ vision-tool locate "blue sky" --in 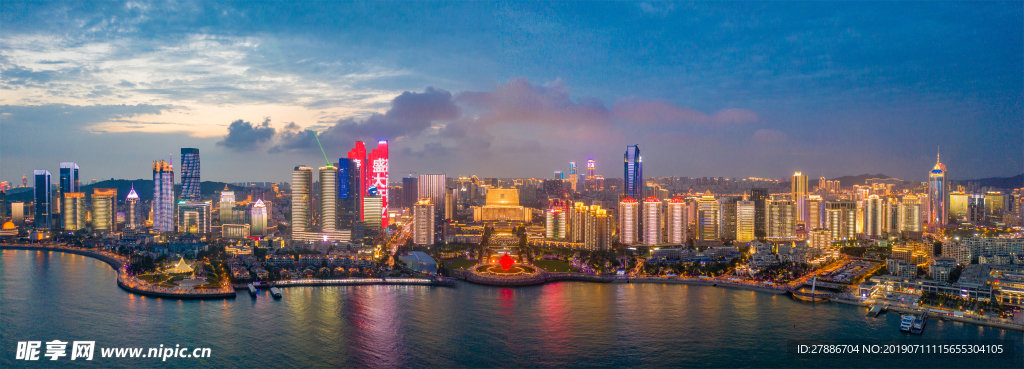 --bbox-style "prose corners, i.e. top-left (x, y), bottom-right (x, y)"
top-left (1, 1), bottom-right (1020, 183)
